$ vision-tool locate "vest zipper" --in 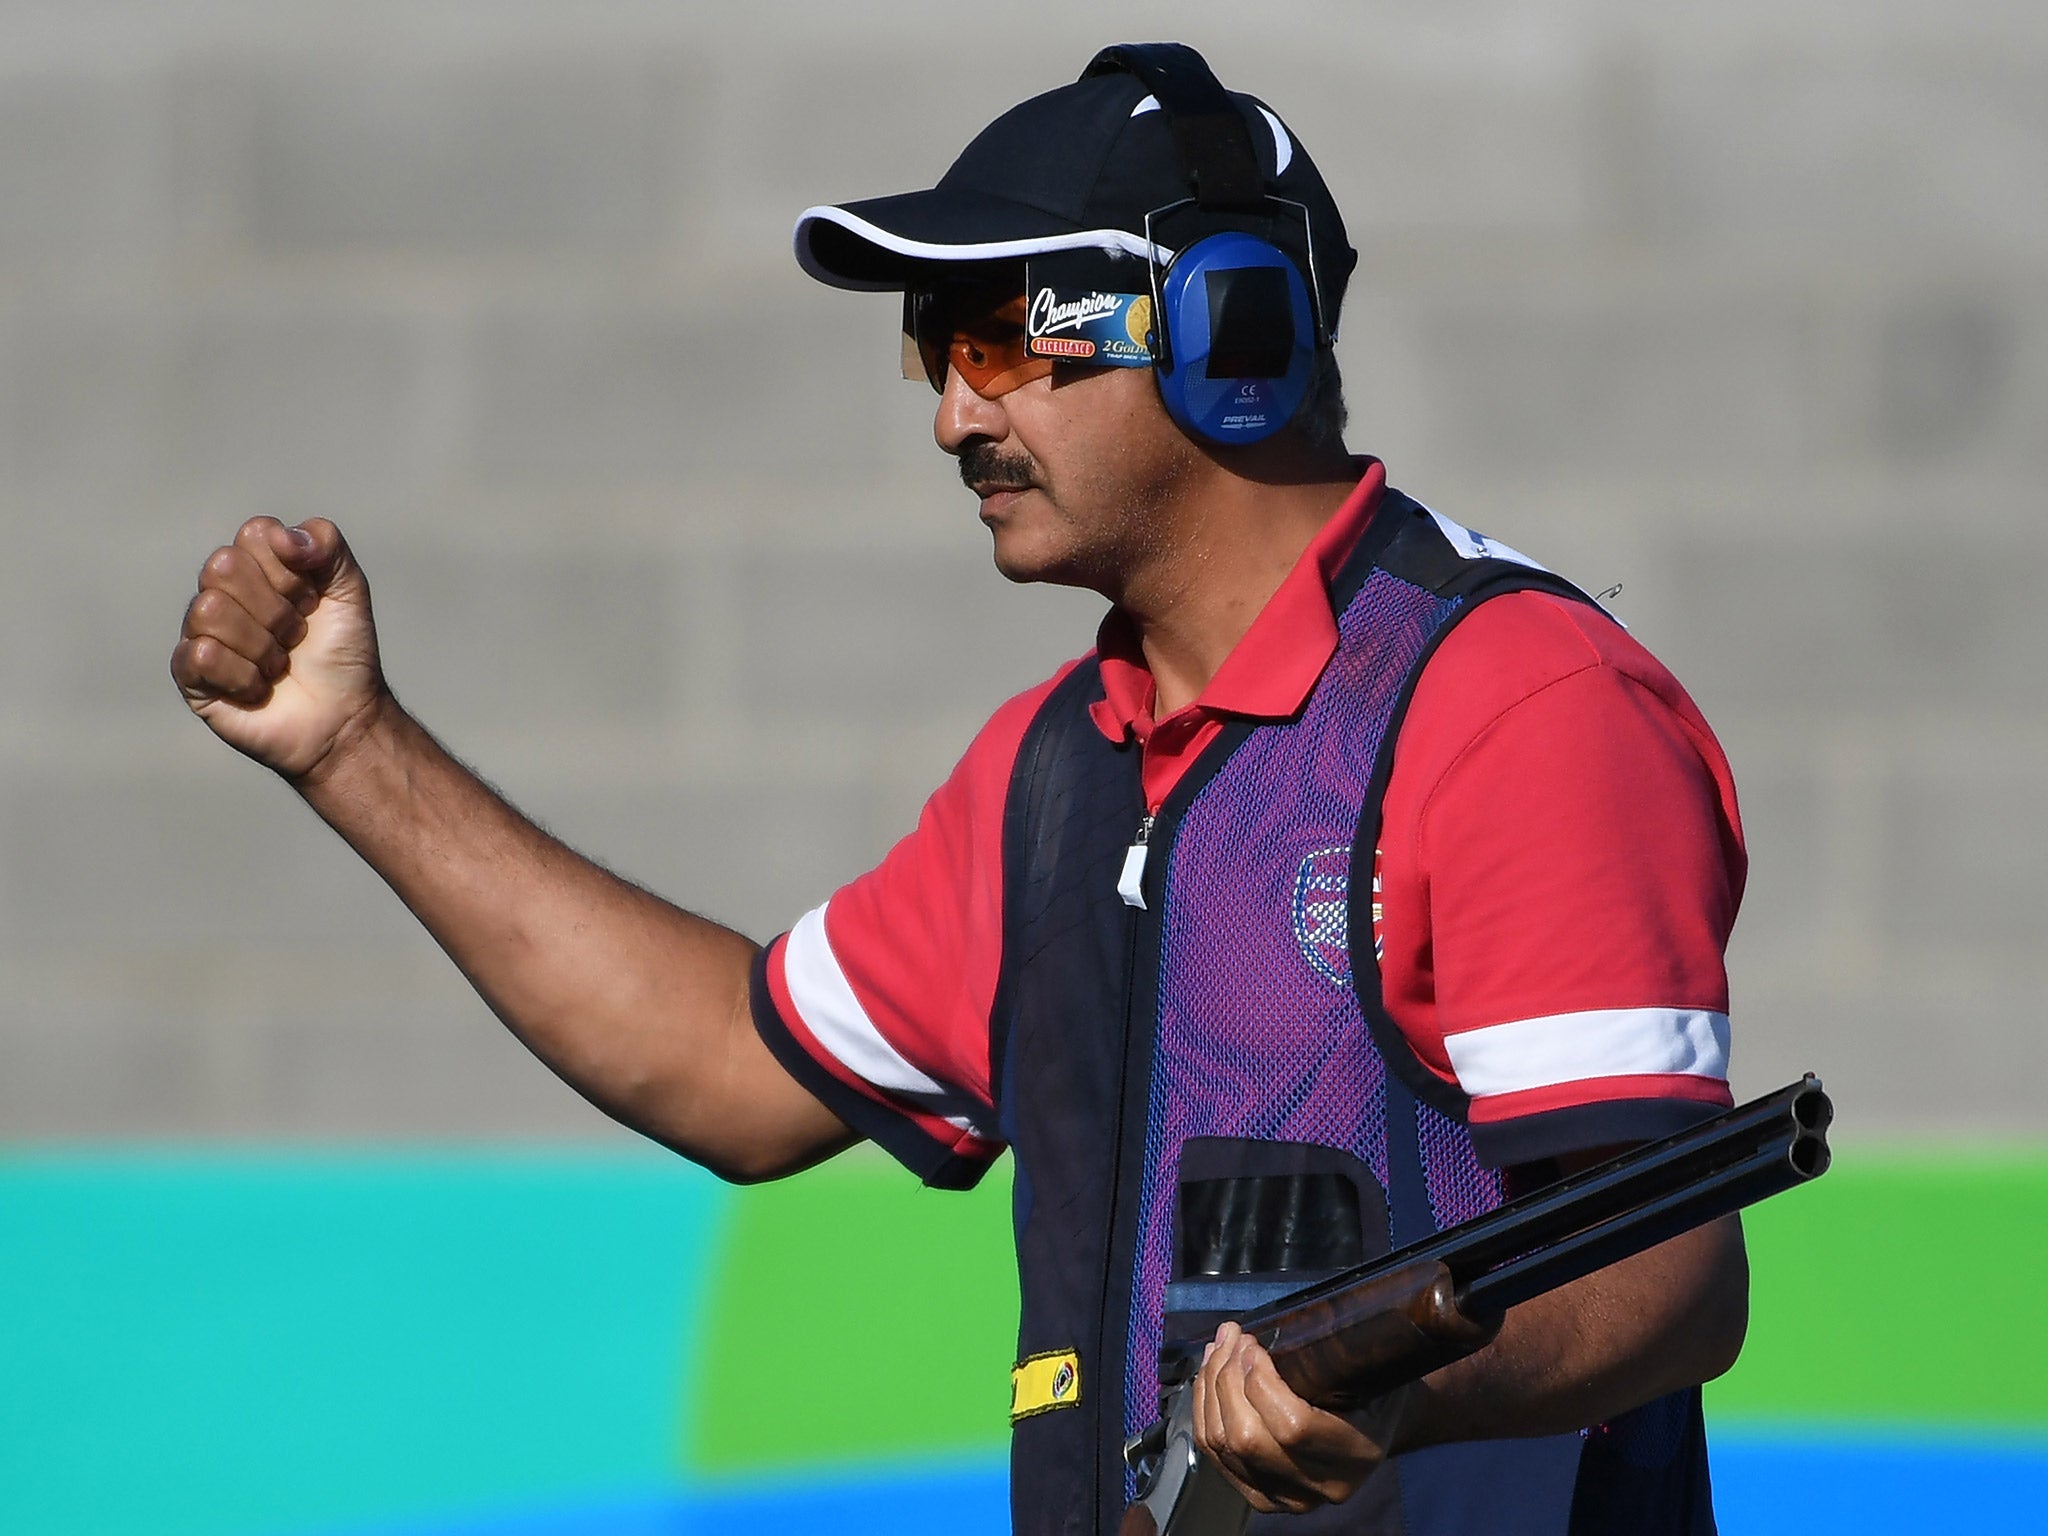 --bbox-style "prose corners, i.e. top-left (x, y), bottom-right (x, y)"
top-left (1116, 811), bottom-right (1157, 909)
